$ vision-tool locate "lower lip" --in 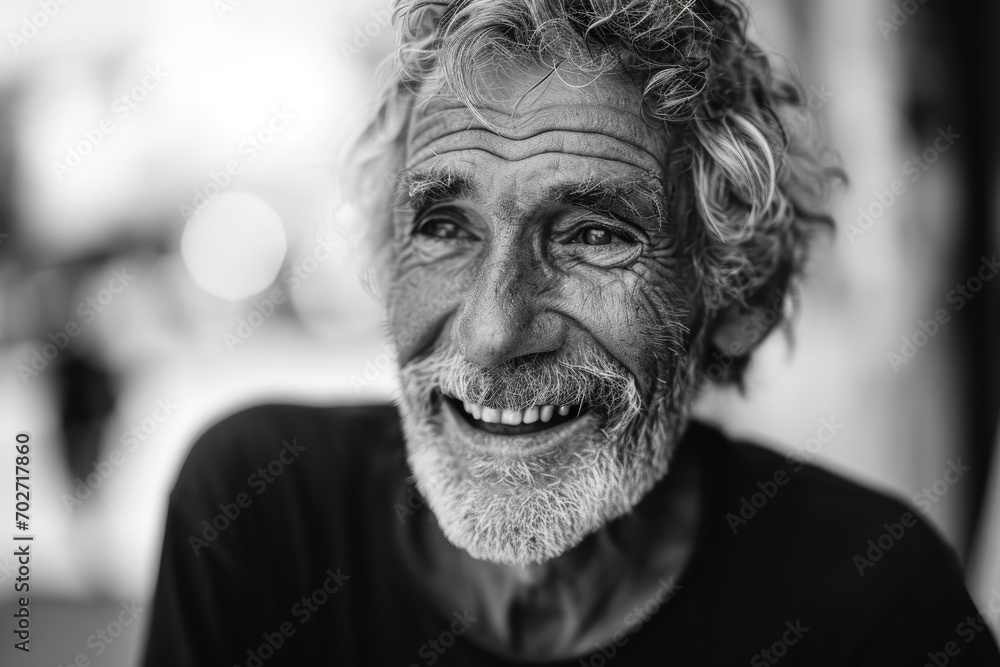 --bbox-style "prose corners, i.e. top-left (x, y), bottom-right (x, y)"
top-left (439, 396), bottom-right (600, 456)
